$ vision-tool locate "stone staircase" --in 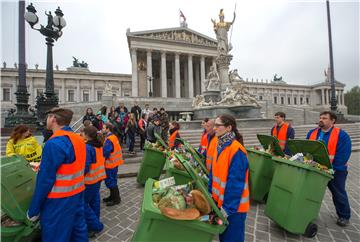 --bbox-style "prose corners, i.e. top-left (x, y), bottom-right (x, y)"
top-left (1, 123), bottom-right (359, 177)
